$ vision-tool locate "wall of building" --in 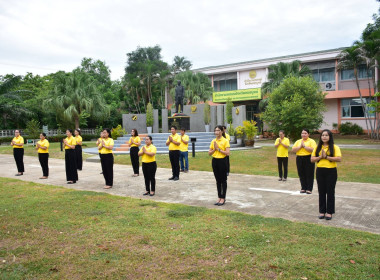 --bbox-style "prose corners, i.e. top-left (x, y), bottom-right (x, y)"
top-left (321, 99), bottom-right (338, 130)
top-left (339, 79), bottom-right (374, 91)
